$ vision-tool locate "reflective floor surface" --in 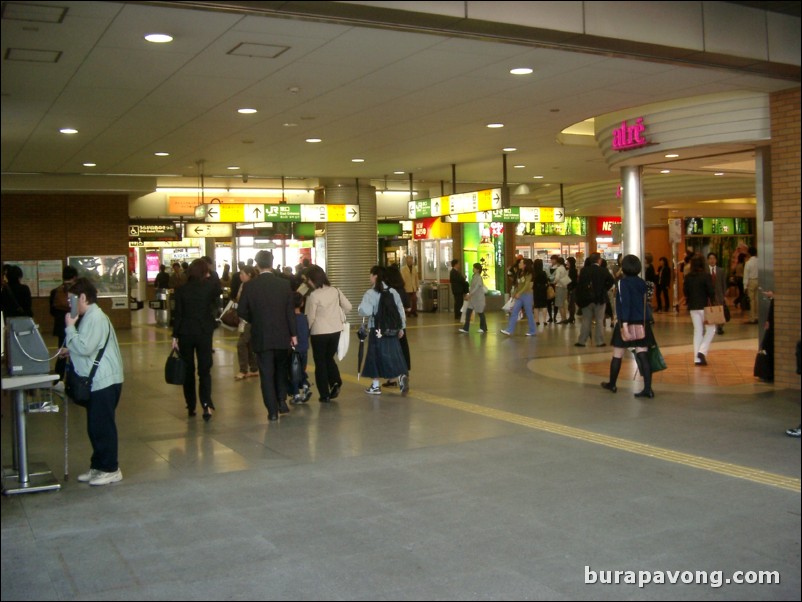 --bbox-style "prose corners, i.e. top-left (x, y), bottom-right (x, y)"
top-left (2, 308), bottom-right (800, 601)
